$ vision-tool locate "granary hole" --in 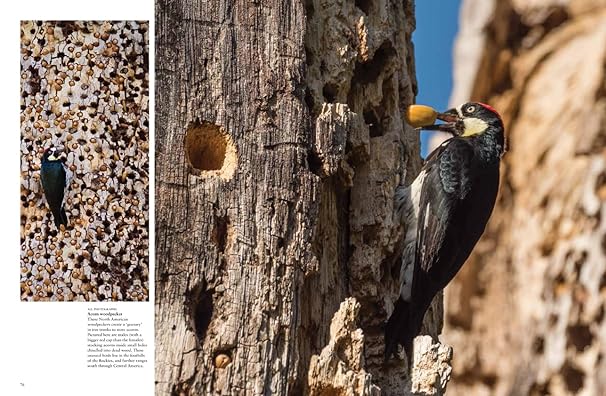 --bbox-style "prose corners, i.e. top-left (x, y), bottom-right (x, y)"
top-left (188, 282), bottom-right (214, 345)
top-left (185, 121), bottom-right (237, 179)
top-left (566, 323), bottom-right (593, 352)
top-left (355, 0), bottom-right (372, 15)
top-left (211, 214), bottom-right (230, 254)
top-left (322, 83), bottom-right (338, 103)
top-left (561, 361), bottom-right (585, 393)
